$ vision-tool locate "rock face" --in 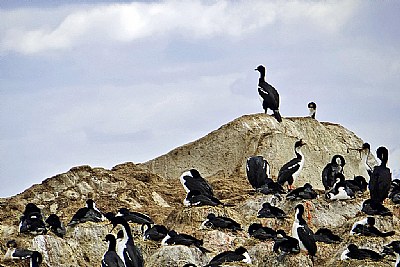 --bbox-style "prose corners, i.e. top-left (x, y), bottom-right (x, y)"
top-left (144, 114), bottom-right (376, 190)
top-left (0, 114), bottom-right (396, 267)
